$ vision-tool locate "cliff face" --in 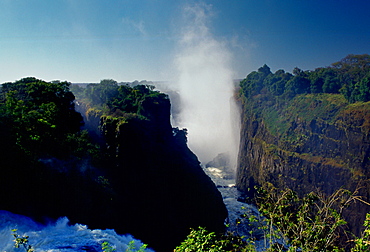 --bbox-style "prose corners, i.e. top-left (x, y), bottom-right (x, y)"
top-left (0, 80), bottom-right (227, 252)
top-left (236, 93), bottom-right (370, 234)
top-left (79, 92), bottom-right (227, 251)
